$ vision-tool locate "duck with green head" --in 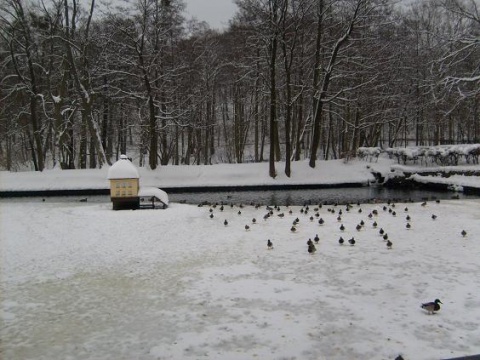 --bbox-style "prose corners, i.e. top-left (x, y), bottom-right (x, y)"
top-left (421, 299), bottom-right (442, 314)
